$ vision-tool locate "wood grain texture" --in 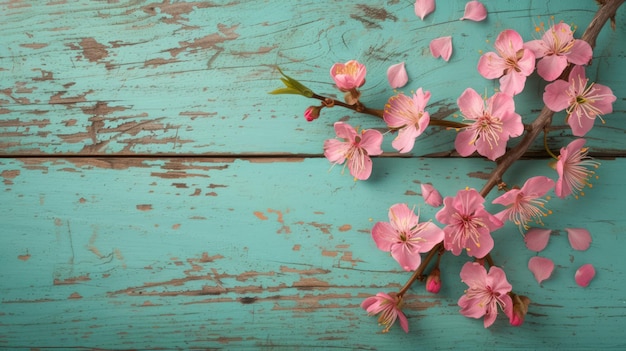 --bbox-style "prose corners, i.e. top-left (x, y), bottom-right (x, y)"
top-left (1, 157), bottom-right (626, 349)
top-left (1, 1), bottom-right (626, 350)
top-left (1, 1), bottom-right (625, 156)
